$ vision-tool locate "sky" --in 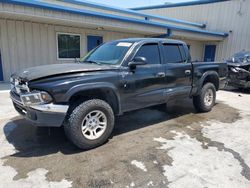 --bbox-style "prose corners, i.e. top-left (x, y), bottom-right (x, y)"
top-left (84, 0), bottom-right (197, 9)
